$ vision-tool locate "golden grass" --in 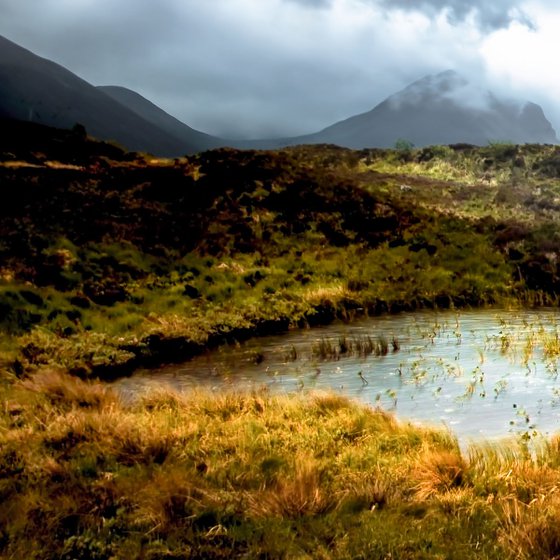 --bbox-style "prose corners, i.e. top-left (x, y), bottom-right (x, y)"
top-left (247, 454), bottom-right (336, 518)
top-left (21, 368), bottom-right (117, 409)
top-left (4, 372), bottom-right (560, 557)
top-left (413, 449), bottom-right (466, 500)
top-left (498, 493), bottom-right (560, 559)
top-left (302, 283), bottom-right (352, 306)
